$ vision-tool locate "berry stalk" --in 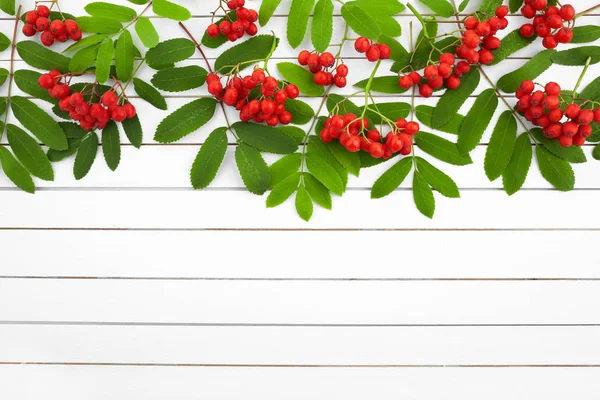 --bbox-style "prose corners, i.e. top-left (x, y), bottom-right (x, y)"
top-left (572, 56), bottom-right (592, 97)
top-left (1, 5), bottom-right (22, 141)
